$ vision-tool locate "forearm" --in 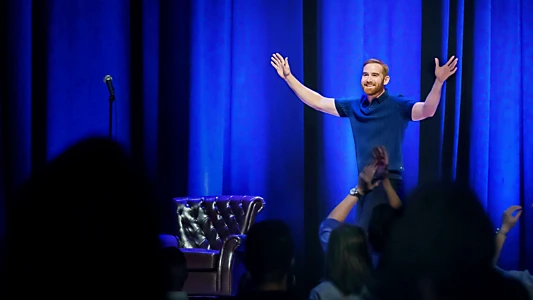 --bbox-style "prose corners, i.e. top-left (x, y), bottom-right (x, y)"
top-left (494, 226), bottom-right (509, 265)
top-left (383, 179), bottom-right (402, 209)
top-left (284, 74), bottom-right (325, 110)
top-left (327, 194), bottom-right (359, 223)
top-left (422, 79), bottom-right (444, 117)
